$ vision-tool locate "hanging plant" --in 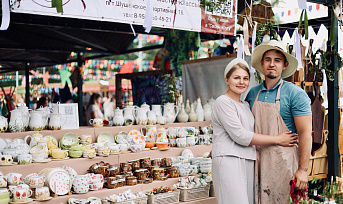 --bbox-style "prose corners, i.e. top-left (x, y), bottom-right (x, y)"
top-left (200, 0), bottom-right (230, 15)
top-left (310, 49), bottom-right (343, 81)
